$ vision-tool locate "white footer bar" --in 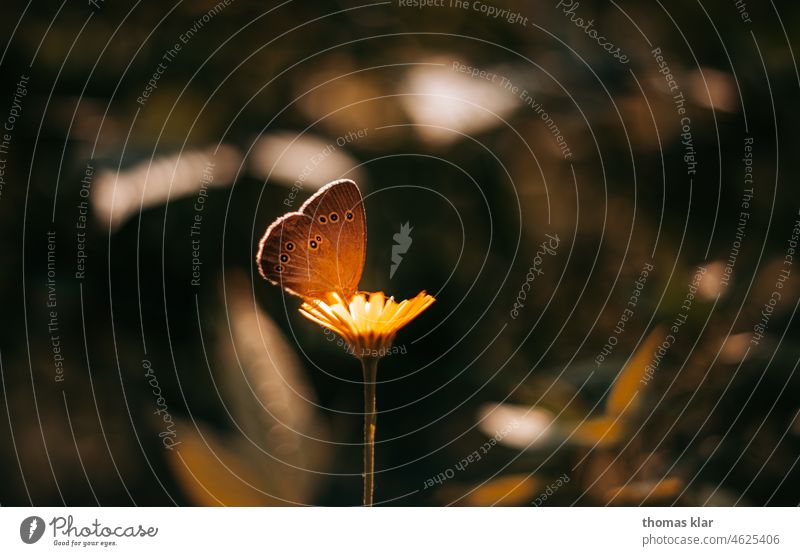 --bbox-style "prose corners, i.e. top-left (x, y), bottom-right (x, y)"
top-left (2, 507), bottom-right (797, 555)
